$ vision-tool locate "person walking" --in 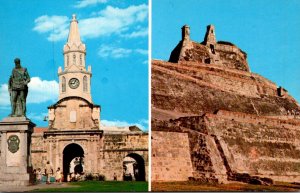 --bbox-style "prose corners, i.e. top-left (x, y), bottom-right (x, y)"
top-left (45, 161), bottom-right (53, 184)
